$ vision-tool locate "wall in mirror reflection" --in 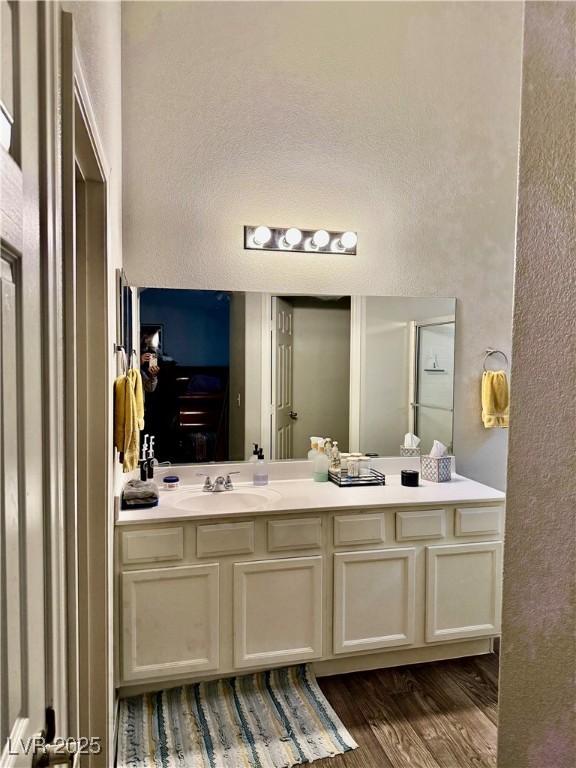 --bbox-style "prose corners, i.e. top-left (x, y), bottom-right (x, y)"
top-left (137, 288), bottom-right (455, 464)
